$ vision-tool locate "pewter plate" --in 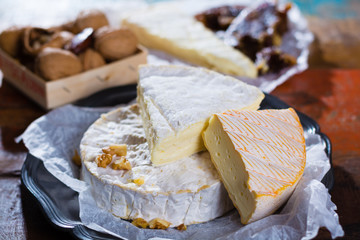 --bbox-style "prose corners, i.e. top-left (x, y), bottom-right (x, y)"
top-left (21, 84), bottom-right (334, 240)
